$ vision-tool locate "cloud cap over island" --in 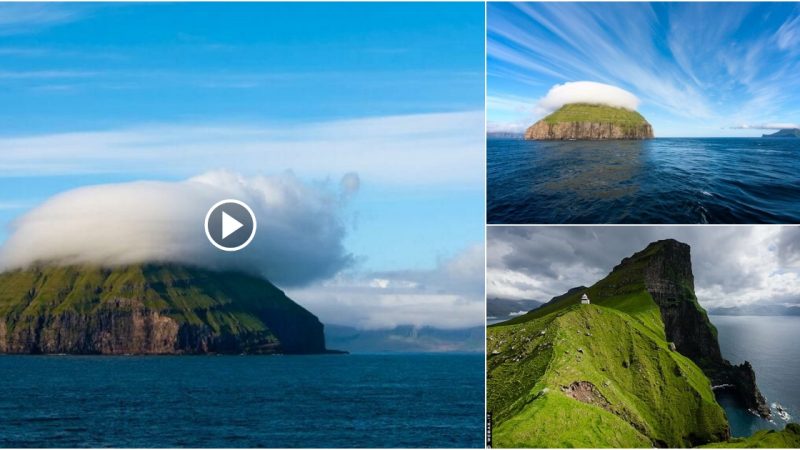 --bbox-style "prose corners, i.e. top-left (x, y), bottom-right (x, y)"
top-left (0, 170), bottom-right (487, 330)
top-left (535, 81), bottom-right (641, 115)
top-left (0, 170), bottom-right (356, 286)
top-left (488, 2), bottom-right (800, 137)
